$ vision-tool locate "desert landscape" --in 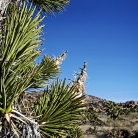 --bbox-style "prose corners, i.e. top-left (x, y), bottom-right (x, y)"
top-left (24, 91), bottom-right (138, 138)
top-left (80, 95), bottom-right (138, 138)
